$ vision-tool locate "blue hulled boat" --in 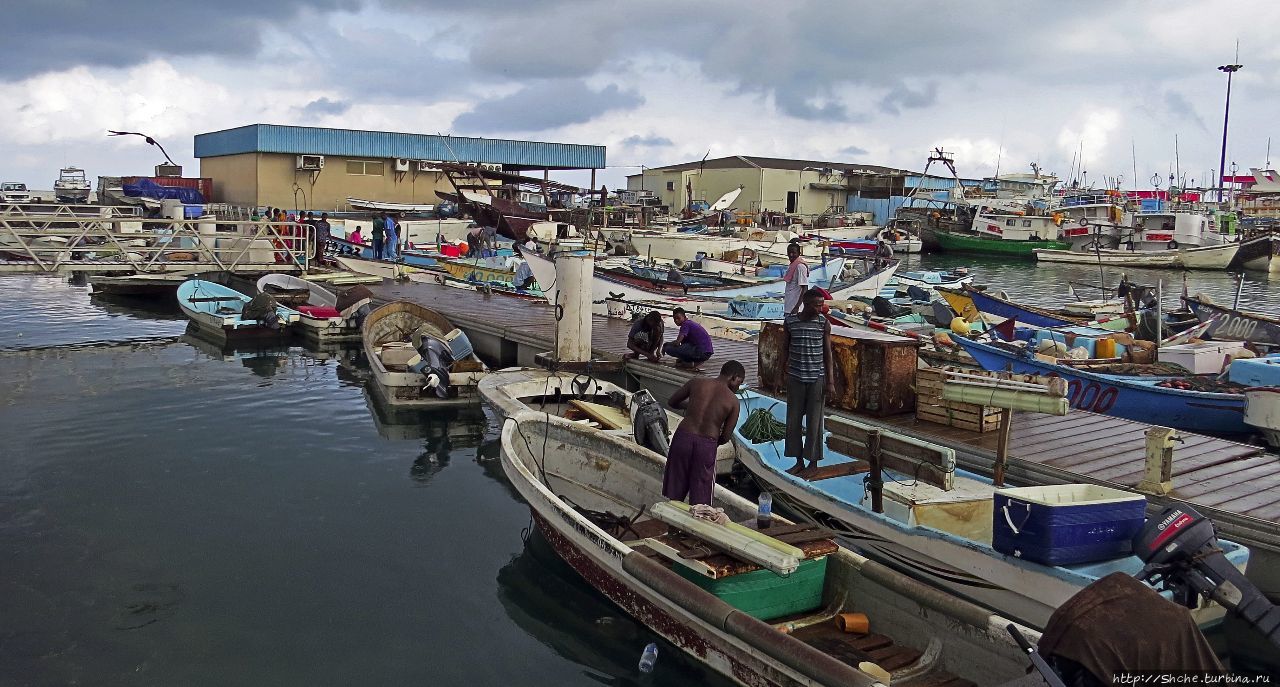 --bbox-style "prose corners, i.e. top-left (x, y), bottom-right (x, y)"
top-left (952, 337), bottom-right (1249, 435)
